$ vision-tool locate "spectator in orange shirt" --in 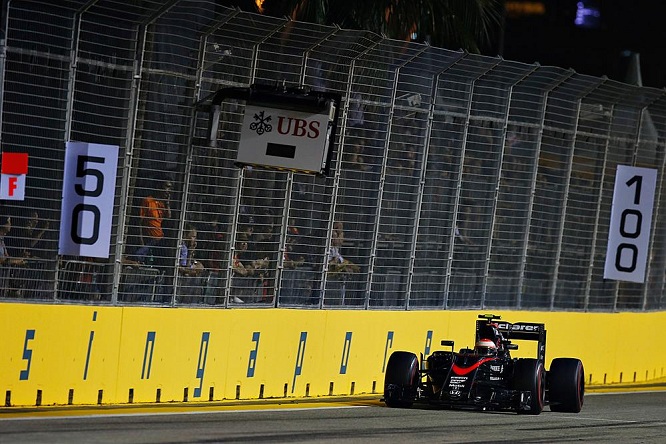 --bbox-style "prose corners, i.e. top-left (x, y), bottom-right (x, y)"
top-left (135, 180), bottom-right (172, 265)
